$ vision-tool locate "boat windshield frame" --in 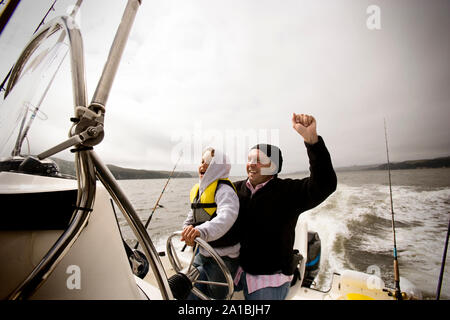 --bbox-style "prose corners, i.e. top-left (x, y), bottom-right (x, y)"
top-left (5, 0), bottom-right (174, 300)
